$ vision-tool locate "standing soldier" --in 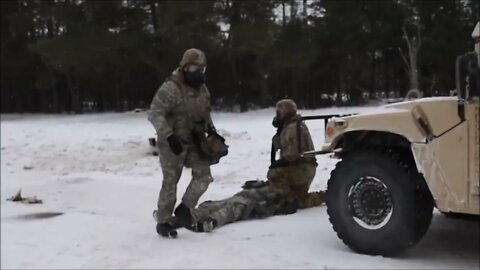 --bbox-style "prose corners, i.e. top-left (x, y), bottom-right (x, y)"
top-left (148, 48), bottom-right (224, 238)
